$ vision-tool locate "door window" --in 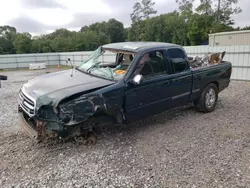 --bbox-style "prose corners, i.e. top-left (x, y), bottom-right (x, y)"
top-left (134, 50), bottom-right (166, 79)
